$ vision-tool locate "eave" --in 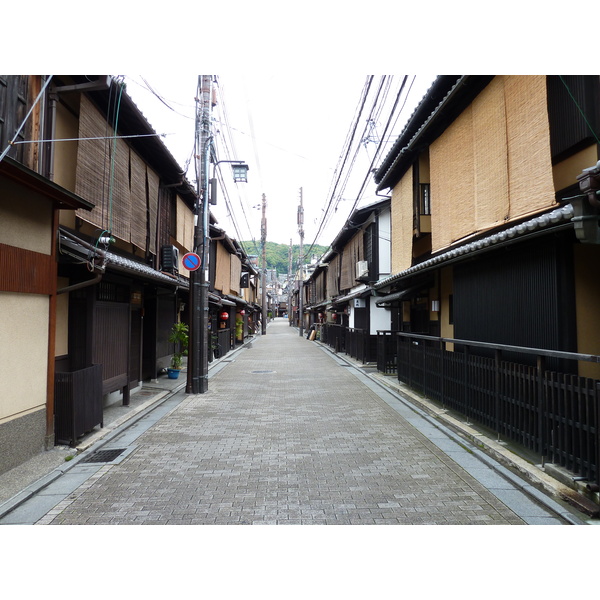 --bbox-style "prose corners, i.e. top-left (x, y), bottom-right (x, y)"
top-left (374, 75), bottom-right (494, 192)
top-left (0, 155), bottom-right (94, 211)
top-left (373, 204), bottom-right (575, 291)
